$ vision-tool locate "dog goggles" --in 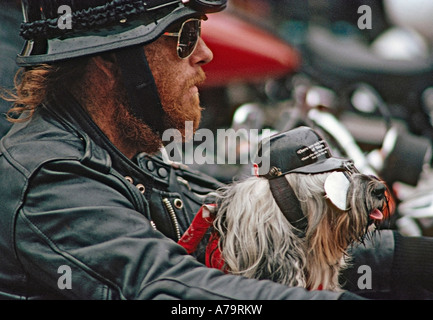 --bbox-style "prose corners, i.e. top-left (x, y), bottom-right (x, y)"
top-left (164, 18), bottom-right (202, 59)
top-left (266, 159), bottom-right (358, 236)
top-left (323, 160), bottom-right (359, 211)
